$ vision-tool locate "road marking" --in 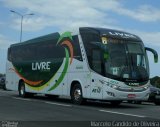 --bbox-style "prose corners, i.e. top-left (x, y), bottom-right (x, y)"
top-left (45, 102), bottom-right (72, 107)
top-left (99, 110), bottom-right (146, 118)
top-left (12, 97), bottom-right (31, 101)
